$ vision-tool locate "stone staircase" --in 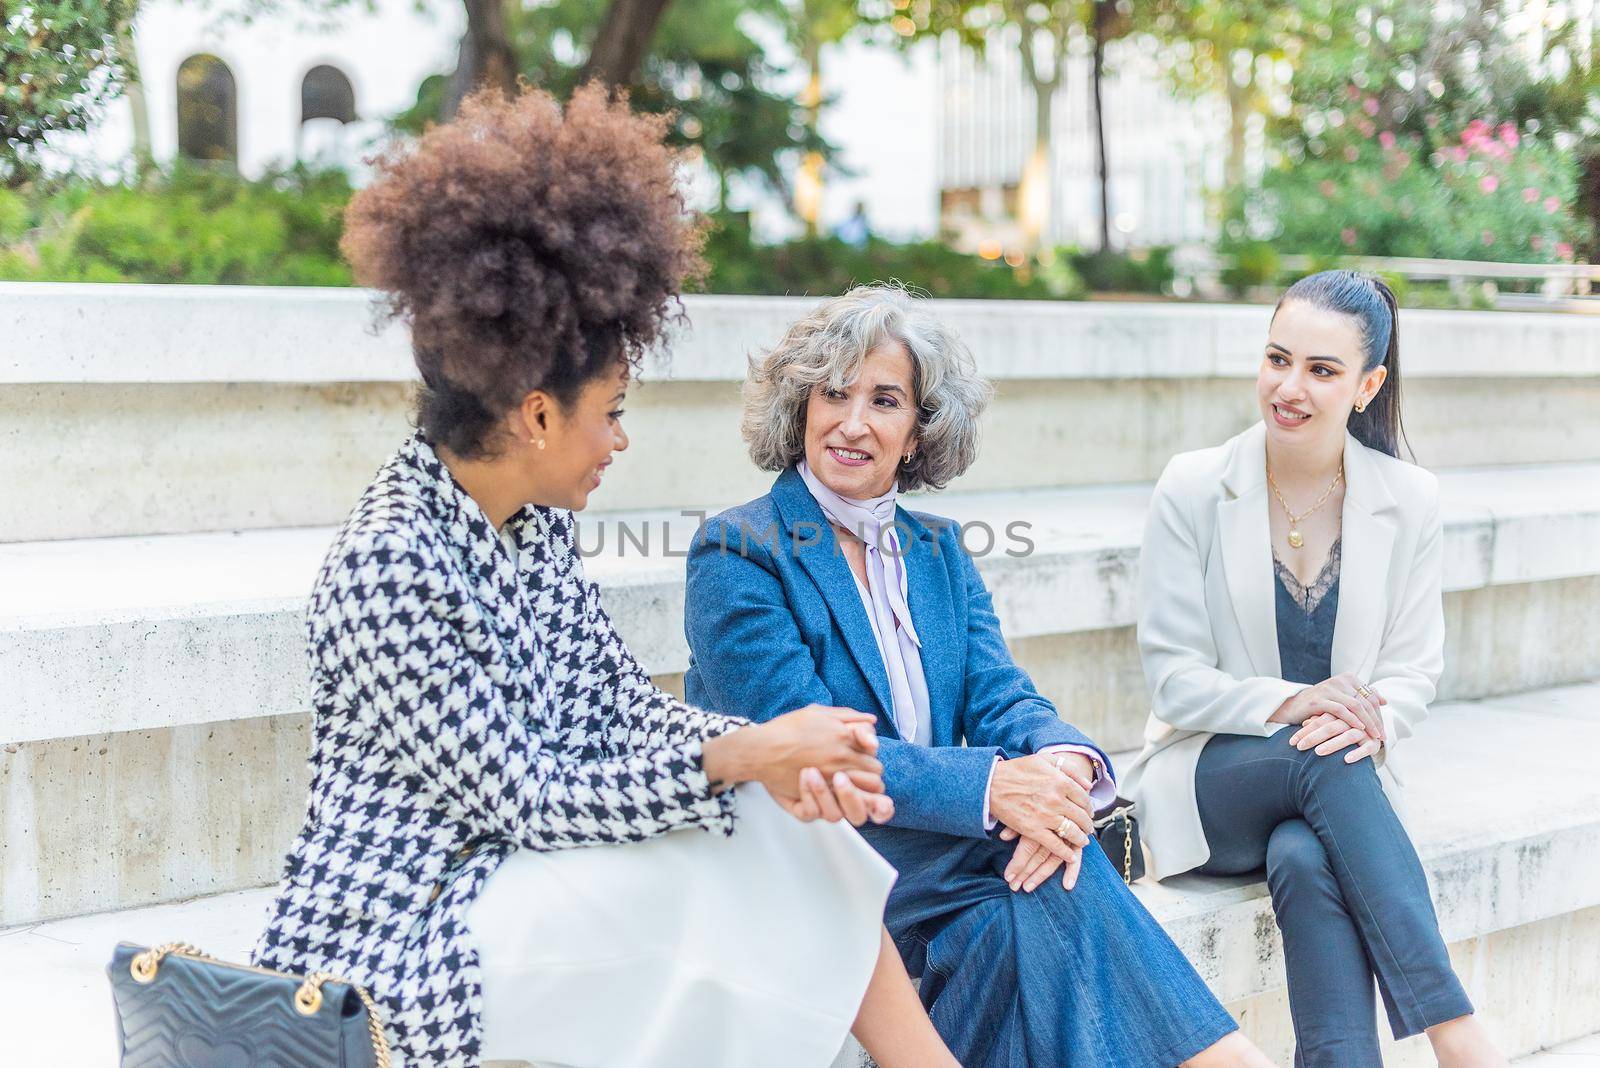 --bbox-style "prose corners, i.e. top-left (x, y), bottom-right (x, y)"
top-left (1, 281), bottom-right (1597, 1064)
